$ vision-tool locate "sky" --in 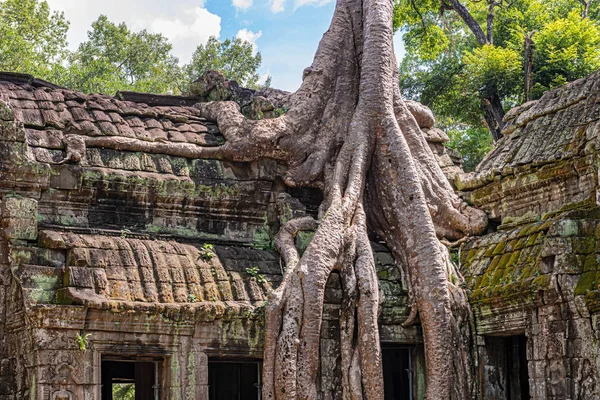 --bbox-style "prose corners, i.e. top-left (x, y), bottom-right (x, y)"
top-left (45, 0), bottom-right (406, 92)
